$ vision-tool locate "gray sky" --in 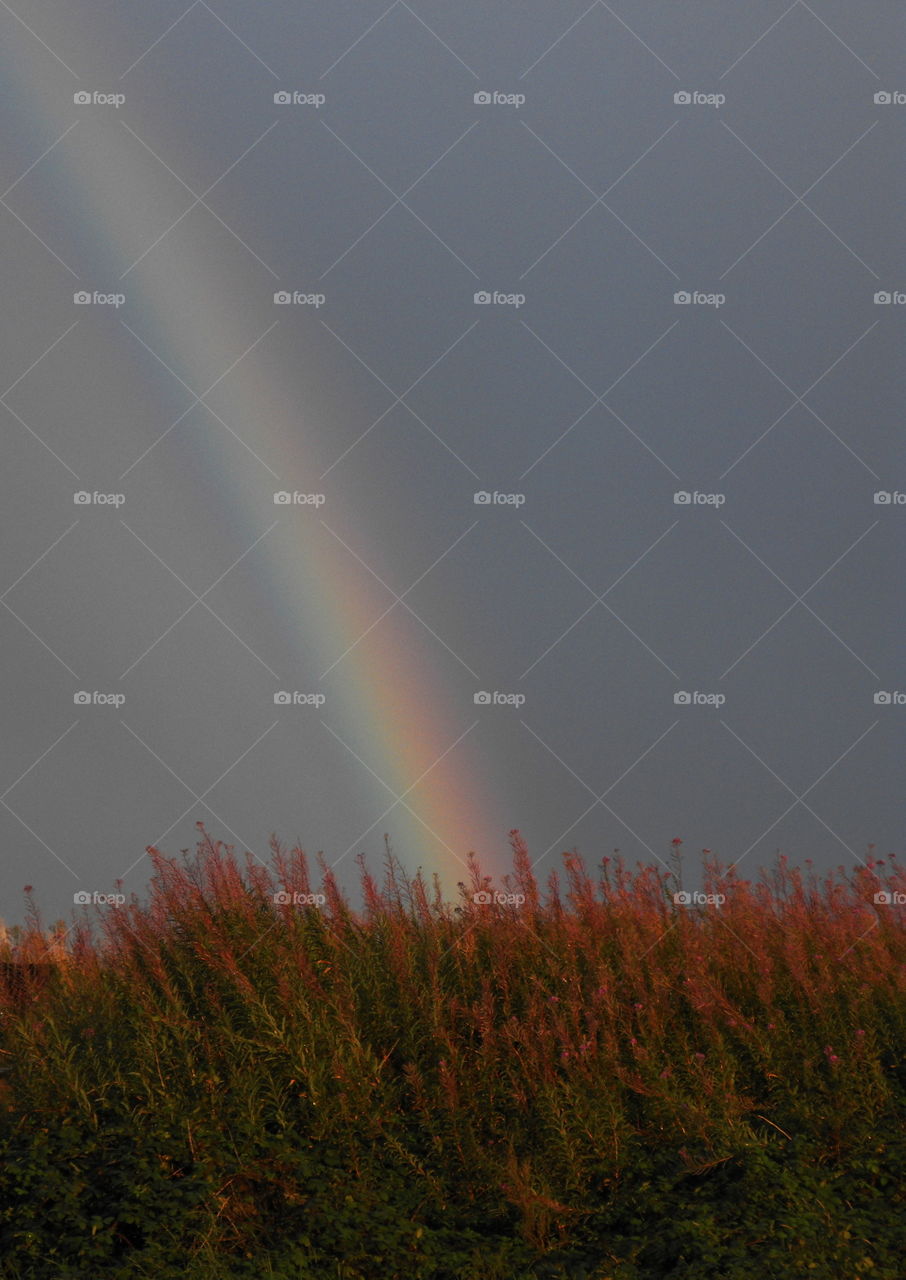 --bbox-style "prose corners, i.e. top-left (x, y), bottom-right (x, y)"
top-left (1, 1), bottom-right (903, 926)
